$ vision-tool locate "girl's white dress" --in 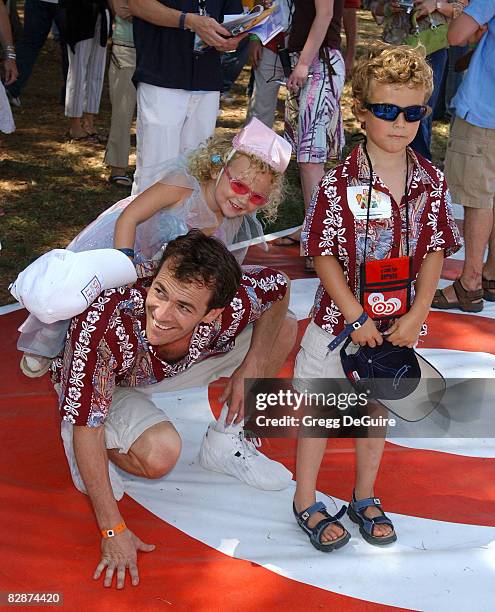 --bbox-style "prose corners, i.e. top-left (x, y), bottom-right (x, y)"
top-left (17, 157), bottom-right (265, 358)
top-left (0, 82), bottom-right (15, 134)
